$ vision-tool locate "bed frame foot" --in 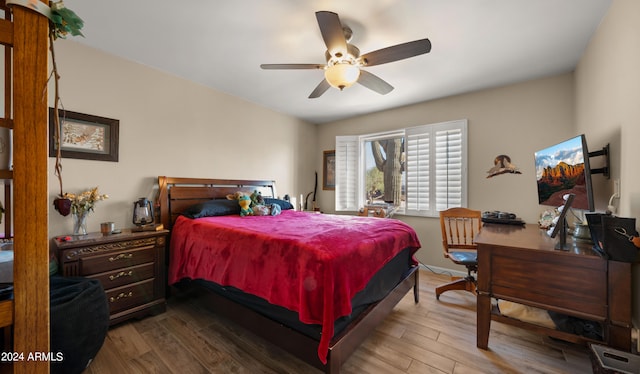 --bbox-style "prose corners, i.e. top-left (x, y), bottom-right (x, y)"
top-left (413, 268), bottom-right (419, 303)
